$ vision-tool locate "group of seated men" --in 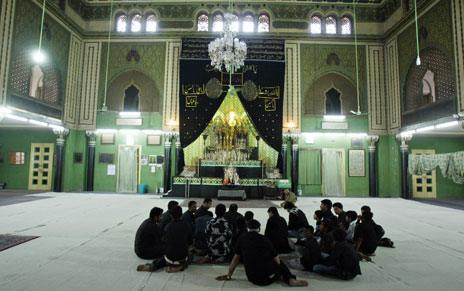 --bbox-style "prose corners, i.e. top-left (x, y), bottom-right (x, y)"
top-left (134, 196), bottom-right (390, 287)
